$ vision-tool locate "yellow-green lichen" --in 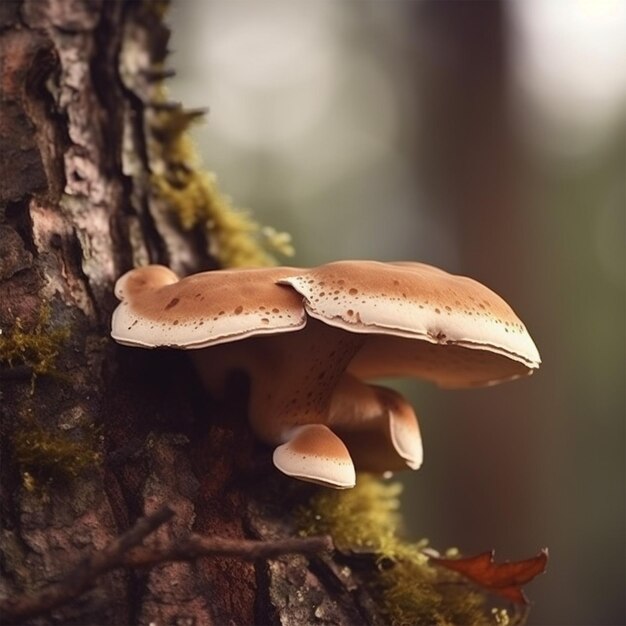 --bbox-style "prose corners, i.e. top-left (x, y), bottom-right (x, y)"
top-left (13, 421), bottom-right (102, 489)
top-left (148, 101), bottom-right (294, 268)
top-left (297, 475), bottom-right (512, 626)
top-left (0, 307), bottom-right (69, 386)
